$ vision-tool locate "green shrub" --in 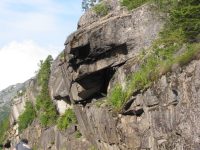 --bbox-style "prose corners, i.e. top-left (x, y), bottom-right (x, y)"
top-left (18, 101), bottom-right (36, 132)
top-left (107, 84), bottom-right (126, 111)
top-left (36, 55), bottom-right (58, 127)
top-left (170, 5), bottom-right (200, 42)
top-left (75, 130), bottom-right (82, 138)
top-left (57, 109), bottom-right (77, 130)
top-left (0, 115), bottom-right (10, 143)
top-left (37, 55), bottom-right (53, 86)
top-left (59, 51), bottom-right (65, 62)
top-left (108, 0), bottom-right (200, 111)
top-left (93, 2), bottom-right (109, 16)
top-left (175, 43), bottom-right (200, 66)
top-left (121, 0), bottom-right (149, 10)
